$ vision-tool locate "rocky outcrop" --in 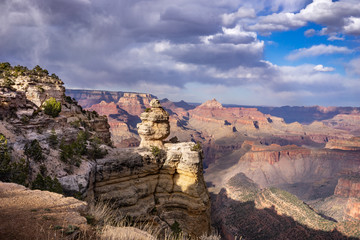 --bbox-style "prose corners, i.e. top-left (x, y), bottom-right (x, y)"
top-left (345, 198), bottom-right (360, 221)
top-left (137, 99), bottom-right (170, 149)
top-left (334, 175), bottom-right (360, 198)
top-left (325, 137), bottom-right (360, 150)
top-left (334, 175), bottom-right (360, 221)
top-left (93, 100), bottom-right (210, 237)
top-left (0, 65), bottom-right (111, 198)
top-left (94, 143), bottom-right (210, 237)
